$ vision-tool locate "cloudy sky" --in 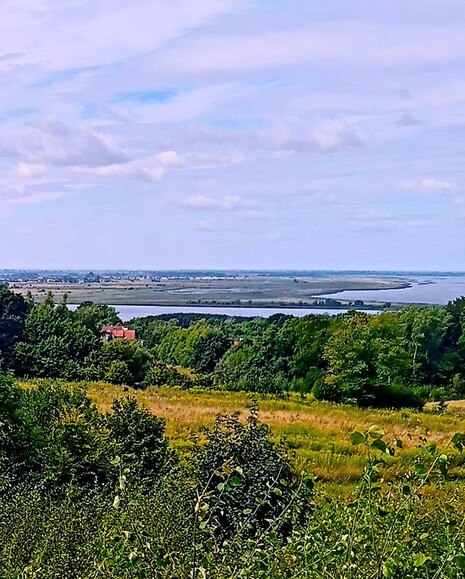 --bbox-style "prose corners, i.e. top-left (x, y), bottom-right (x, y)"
top-left (1, 0), bottom-right (465, 270)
